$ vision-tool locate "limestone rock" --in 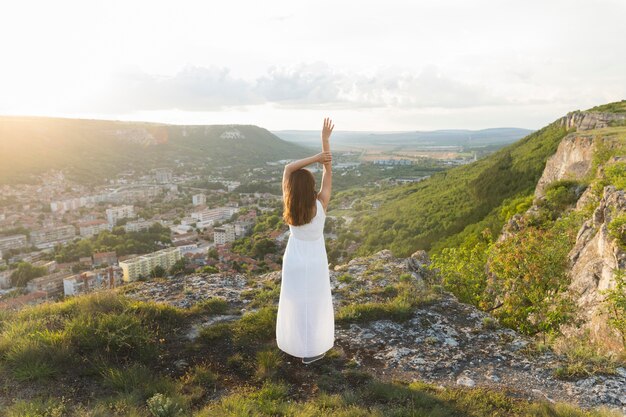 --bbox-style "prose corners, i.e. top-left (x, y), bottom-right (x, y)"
top-left (559, 111), bottom-right (626, 132)
top-left (561, 185), bottom-right (626, 354)
top-left (534, 133), bottom-right (595, 199)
